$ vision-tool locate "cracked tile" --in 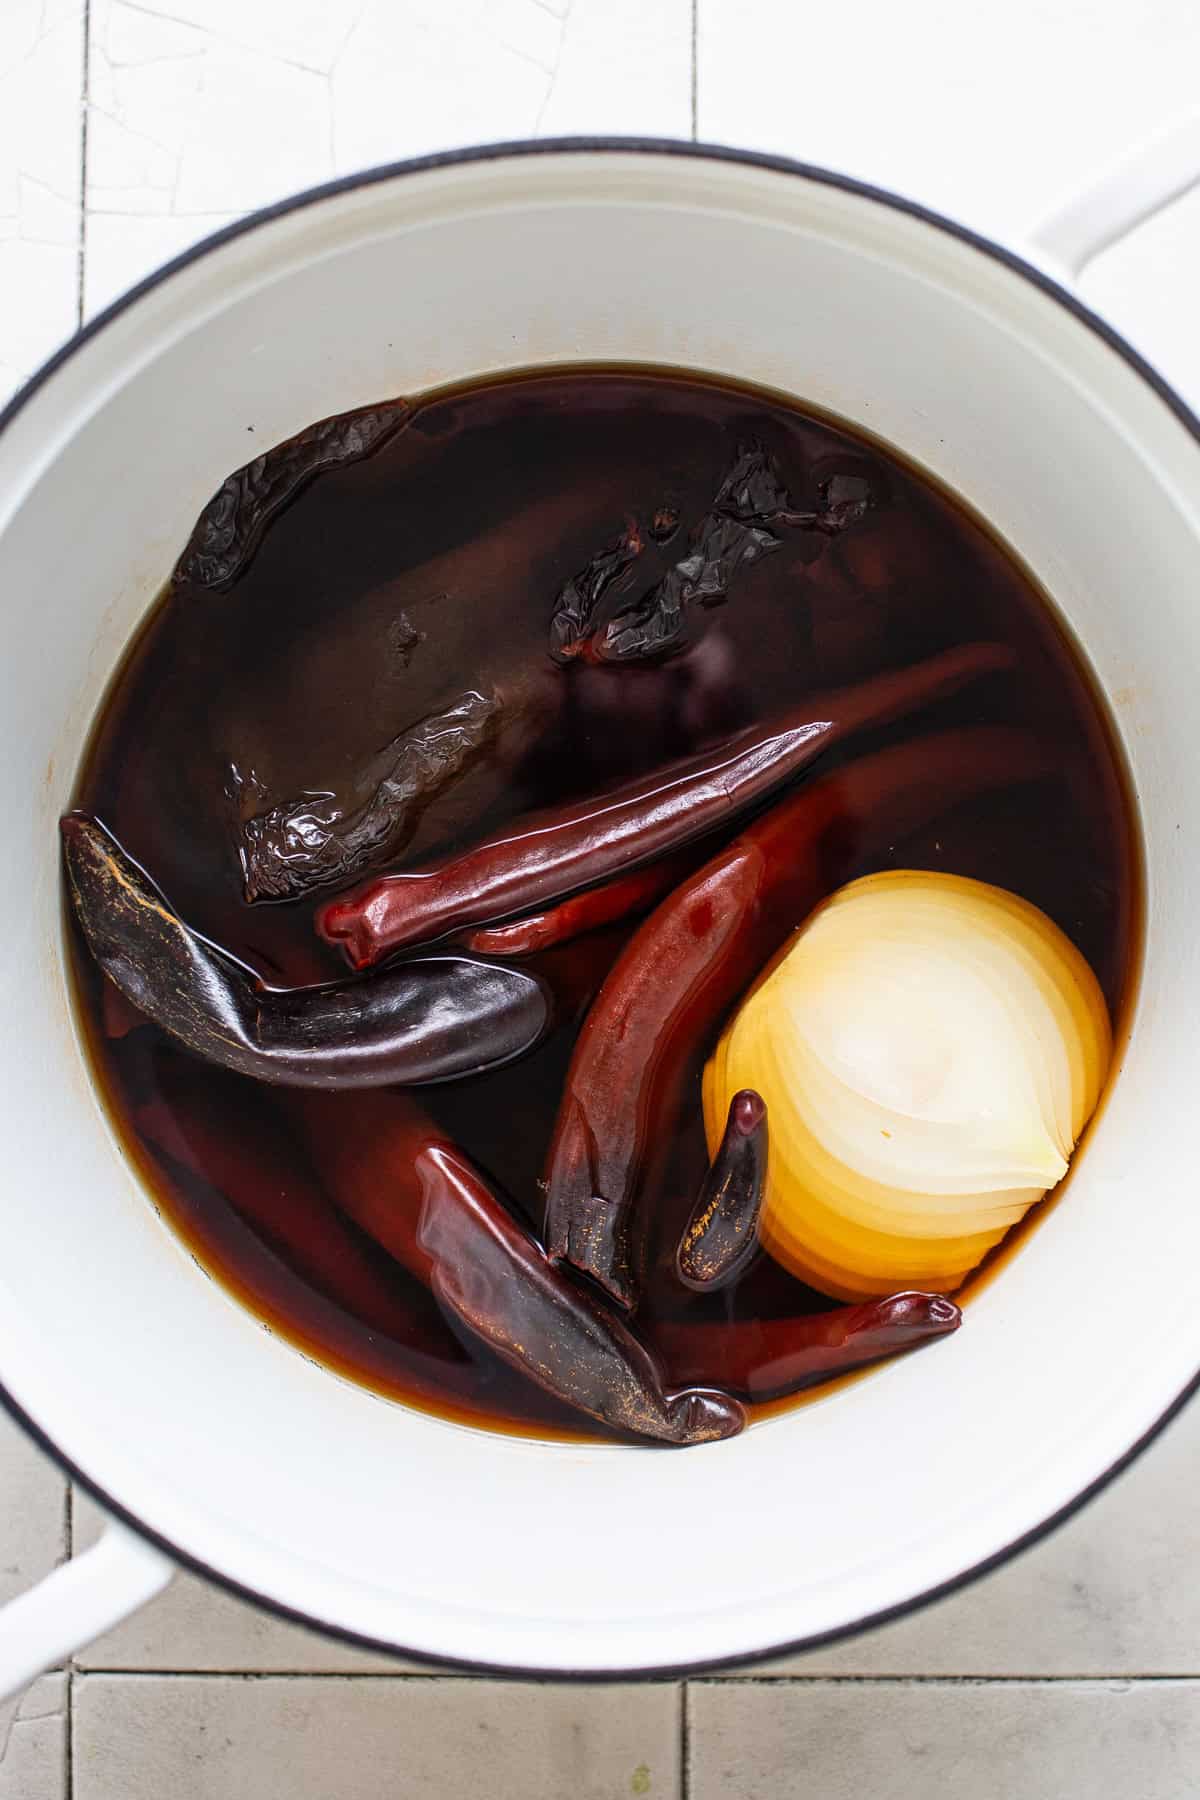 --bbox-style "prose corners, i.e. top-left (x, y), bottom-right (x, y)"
top-left (0, 0), bottom-right (84, 399)
top-left (84, 0), bottom-right (692, 315)
top-left (86, 0), bottom-right (332, 311)
top-left (332, 0), bottom-right (689, 168)
top-left (107, 0), bottom-right (349, 74)
top-left (0, 1673), bottom-right (67, 1800)
top-left (73, 1675), bottom-right (680, 1800)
